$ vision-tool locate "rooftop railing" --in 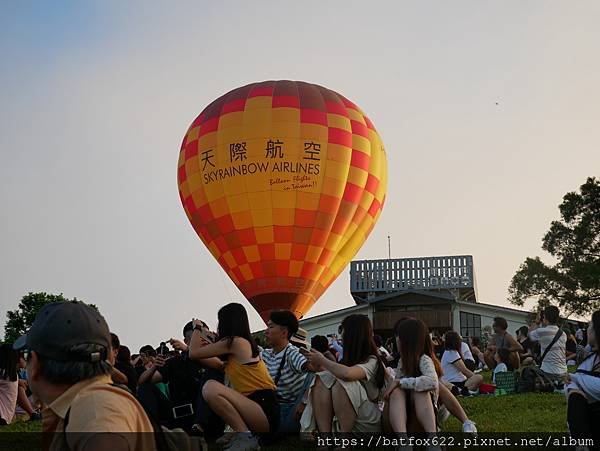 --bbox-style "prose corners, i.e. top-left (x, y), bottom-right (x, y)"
top-left (350, 255), bottom-right (475, 295)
